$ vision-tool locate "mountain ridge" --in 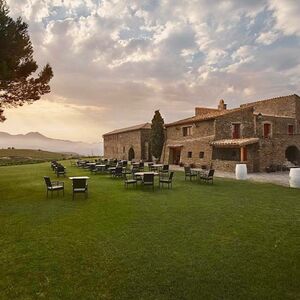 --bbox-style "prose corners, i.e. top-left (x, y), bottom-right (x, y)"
top-left (0, 131), bottom-right (102, 156)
